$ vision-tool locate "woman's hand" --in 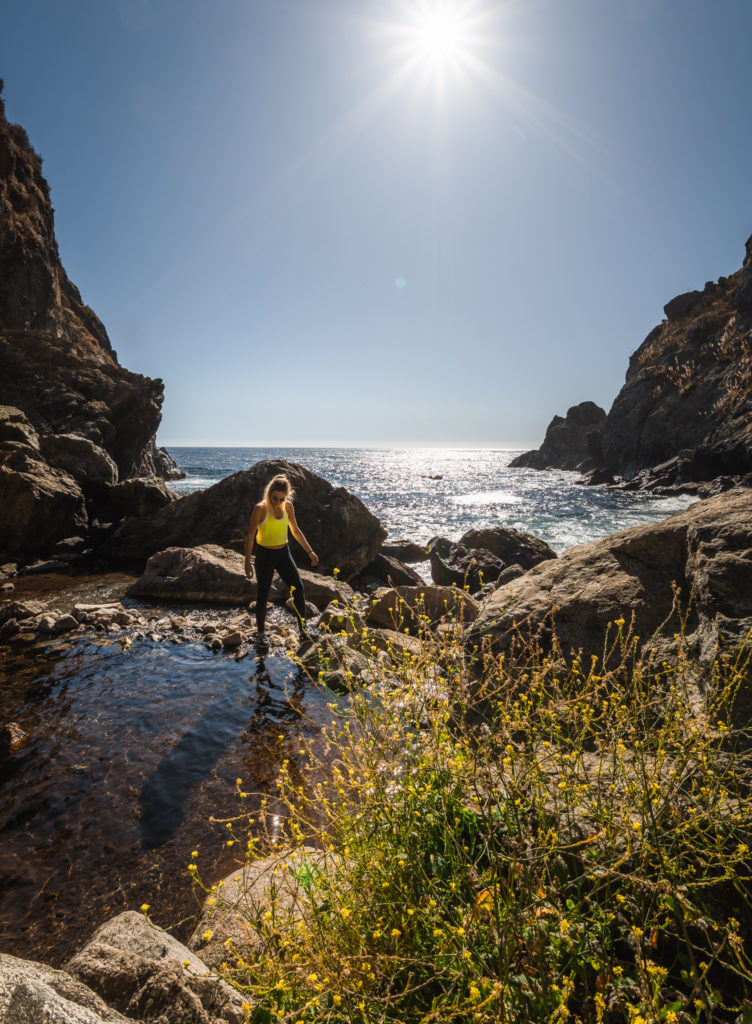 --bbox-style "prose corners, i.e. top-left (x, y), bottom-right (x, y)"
top-left (309, 550), bottom-right (319, 567)
top-left (245, 560), bottom-right (254, 579)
